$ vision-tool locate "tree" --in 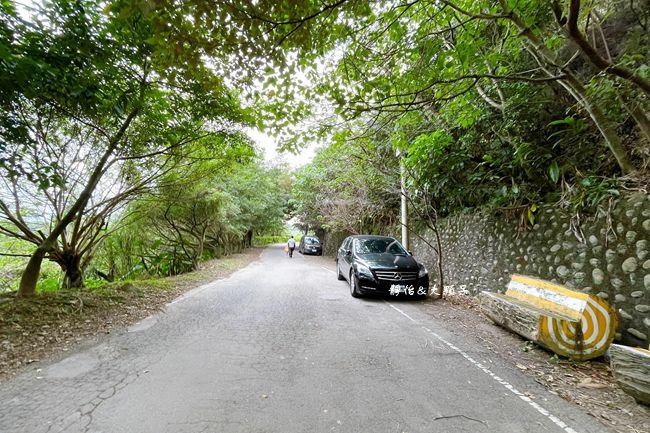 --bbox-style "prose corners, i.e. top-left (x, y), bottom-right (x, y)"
top-left (0, 0), bottom-right (249, 296)
top-left (229, 0), bottom-right (647, 173)
top-left (292, 131), bottom-right (400, 235)
top-left (334, 1), bottom-right (646, 173)
top-left (95, 156), bottom-right (290, 278)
